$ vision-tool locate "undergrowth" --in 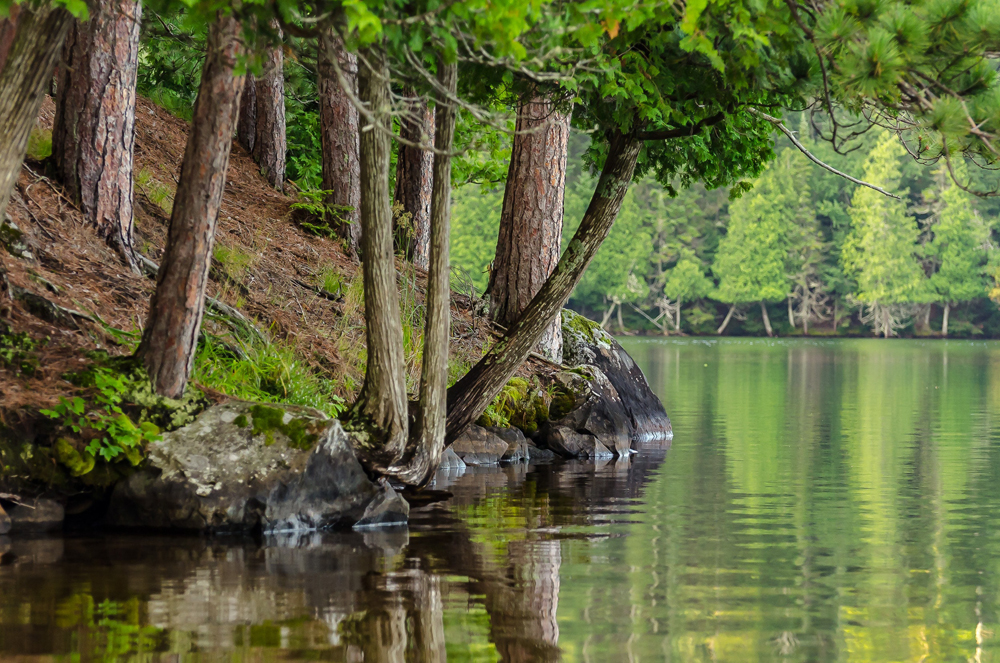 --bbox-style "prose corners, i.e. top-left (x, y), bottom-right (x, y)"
top-left (291, 189), bottom-right (354, 246)
top-left (135, 168), bottom-right (174, 215)
top-left (214, 243), bottom-right (256, 283)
